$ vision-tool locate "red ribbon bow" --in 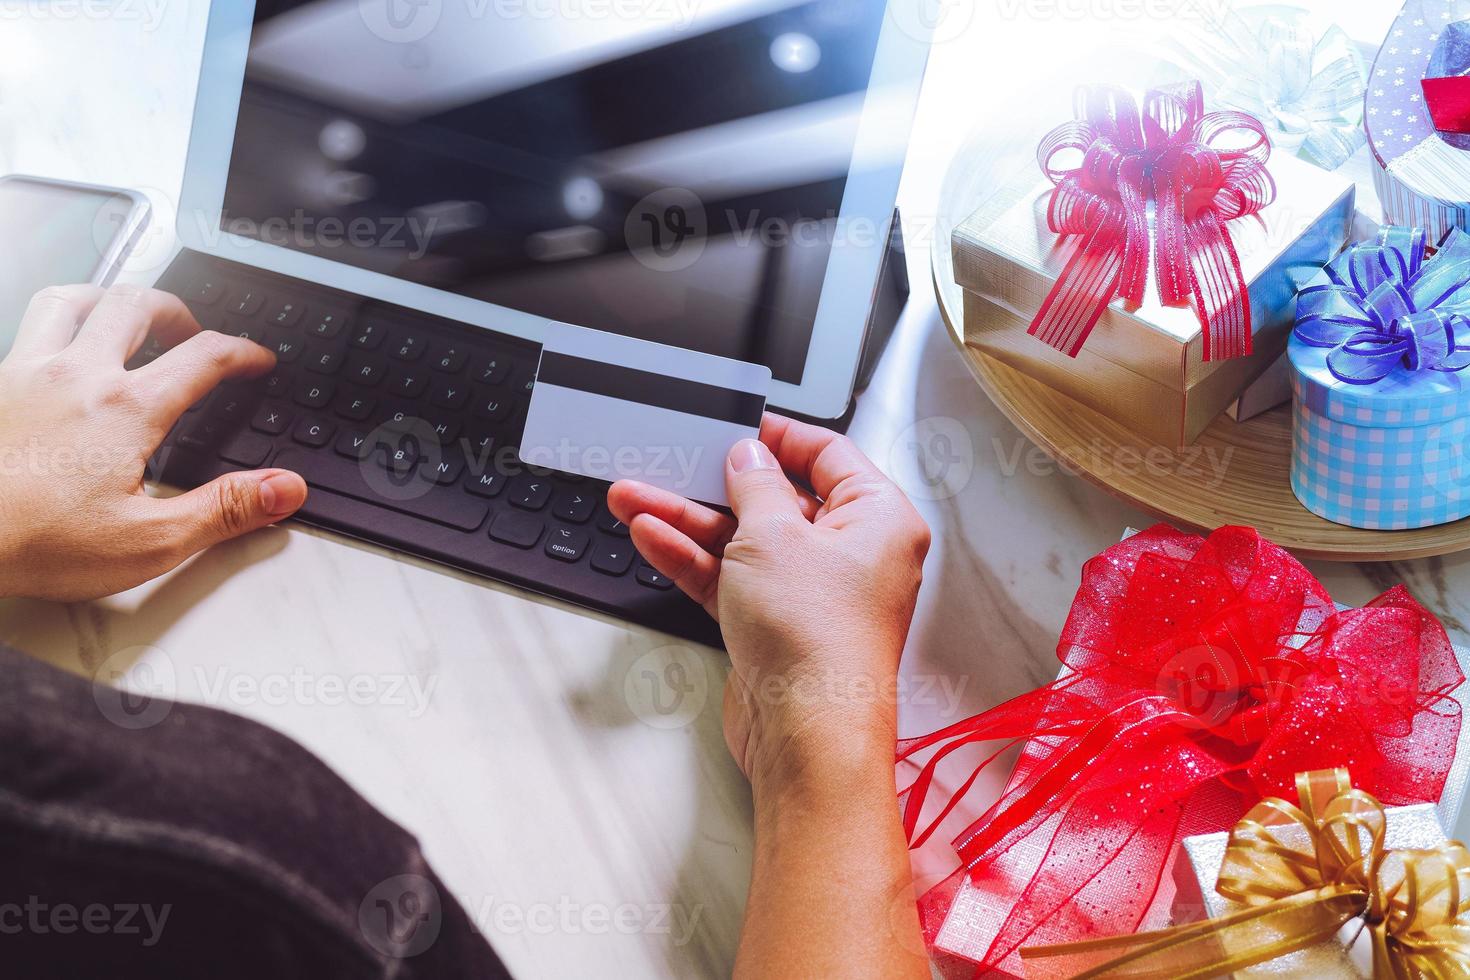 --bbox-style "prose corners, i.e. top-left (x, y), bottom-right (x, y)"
top-left (1424, 76), bottom-right (1470, 134)
top-left (1029, 83), bottom-right (1276, 361)
top-left (896, 525), bottom-right (1463, 976)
